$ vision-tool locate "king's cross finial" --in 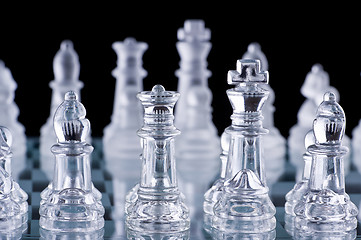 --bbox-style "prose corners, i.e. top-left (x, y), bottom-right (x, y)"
top-left (177, 19), bottom-right (211, 42)
top-left (227, 59), bottom-right (269, 86)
